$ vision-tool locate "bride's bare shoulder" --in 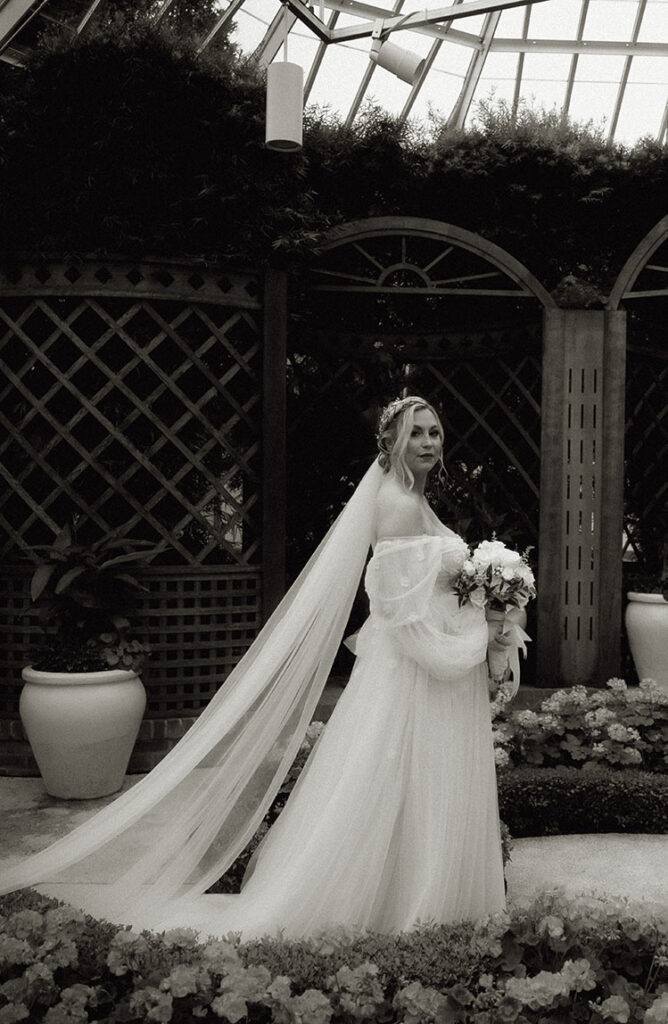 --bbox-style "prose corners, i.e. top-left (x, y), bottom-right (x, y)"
top-left (375, 475), bottom-right (423, 539)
